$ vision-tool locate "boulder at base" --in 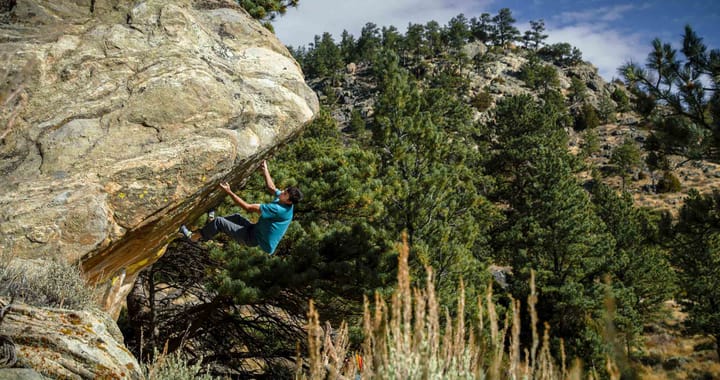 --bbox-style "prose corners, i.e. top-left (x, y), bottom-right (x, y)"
top-left (0, 298), bottom-right (143, 379)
